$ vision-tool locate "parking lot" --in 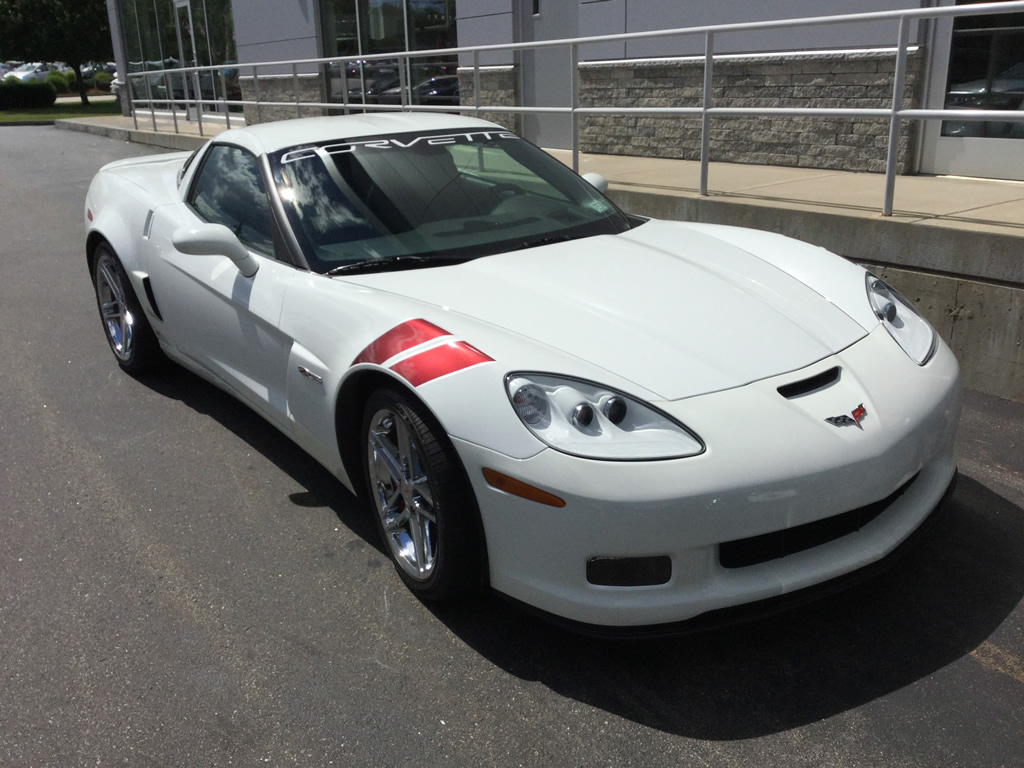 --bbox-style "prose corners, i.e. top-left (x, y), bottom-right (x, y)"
top-left (1, 126), bottom-right (1022, 766)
